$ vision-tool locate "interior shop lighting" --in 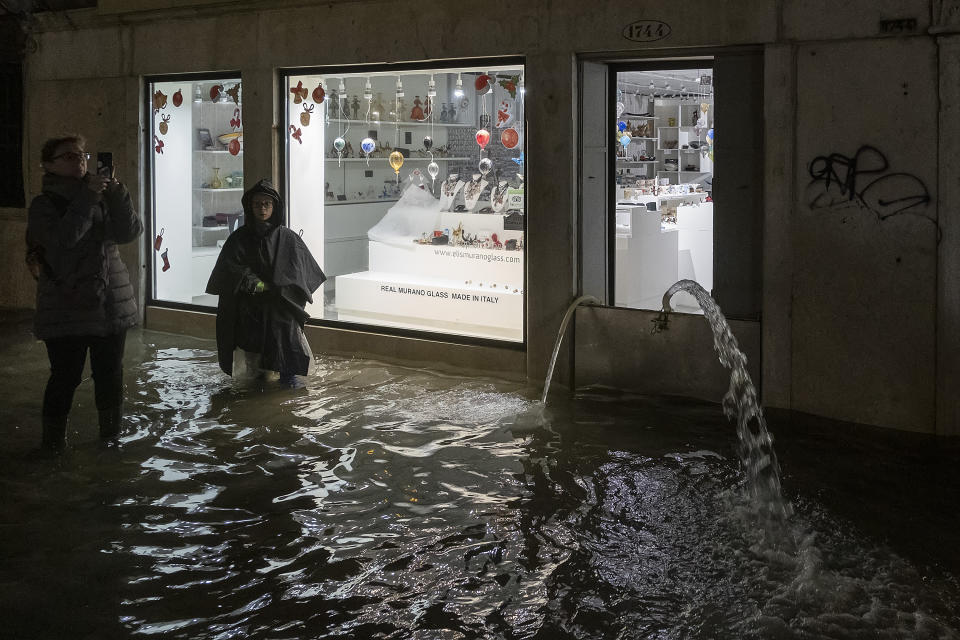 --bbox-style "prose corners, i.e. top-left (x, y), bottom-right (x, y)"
top-left (454, 73), bottom-right (464, 97)
top-left (395, 76), bottom-right (404, 98)
top-left (338, 78), bottom-right (346, 97)
top-left (518, 72), bottom-right (525, 96)
top-left (364, 77), bottom-right (372, 101)
top-left (427, 75), bottom-right (437, 98)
